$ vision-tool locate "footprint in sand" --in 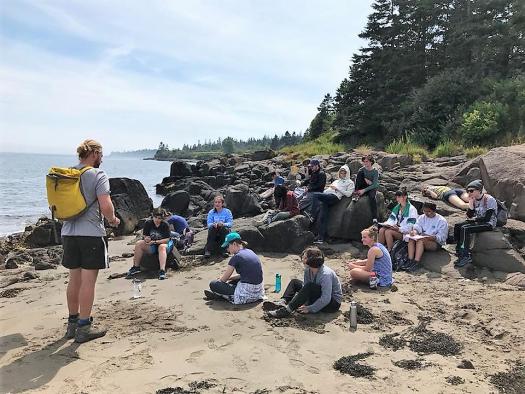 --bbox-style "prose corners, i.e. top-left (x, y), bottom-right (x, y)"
top-left (186, 349), bottom-right (205, 363)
